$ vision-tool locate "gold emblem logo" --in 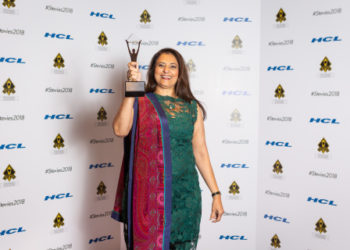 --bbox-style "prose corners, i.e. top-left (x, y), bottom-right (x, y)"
top-left (318, 138), bottom-right (329, 154)
top-left (53, 213), bottom-right (64, 228)
top-left (271, 234), bottom-right (281, 248)
top-left (140, 10), bottom-right (151, 24)
top-left (97, 107), bottom-right (107, 121)
top-left (97, 181), bottom-right (107, 196)
top-left (53, 53), bottom-right (65, 69)
top-left (232, 35), bottom-right (243, 49)
top-left (3, 0), bottom-right (15, 8)
top-left (315, 218), bottom-right (327, 234)
top-left (273, 160), bottom-right (283, 174)
top-left (2, 78), bottom-right (15, 95)
top-left (229, 181), bottom-right (240, 195)
top-left (274, 84), bottom-right (285, 99)
top-left (3, 164), bottom-right (16, 181)
top-left (186, 59), bottom-right (196, 73)
top-left (320, 57), bottom-right (331, 72)
top-left (230, 109), bottom-right (241, 122)
top-left (276, 8), bottom-right (286, 23)
top-left (53, 133), bottom-right (65, 149)
top-left (98, 31), bottom-right (108, 46)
